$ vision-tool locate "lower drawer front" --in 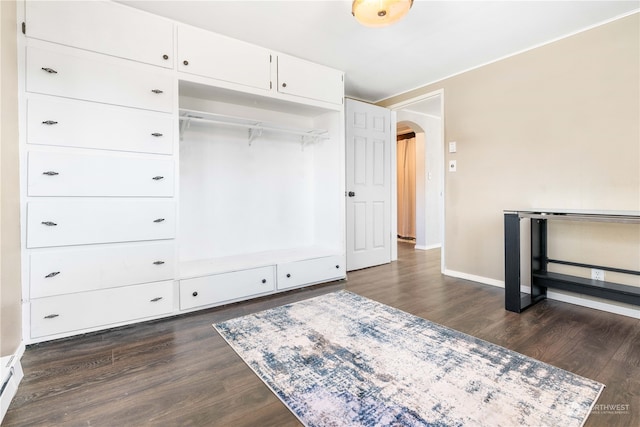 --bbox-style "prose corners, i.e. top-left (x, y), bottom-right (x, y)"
top-left (277, 255), bottom-right (345, 290)
top-left (30, 241), bottom-right (175, 298)
top-left (31, 280), bottom-right (173, 338)
top-left (180, 266), bottom-right (275, 310)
